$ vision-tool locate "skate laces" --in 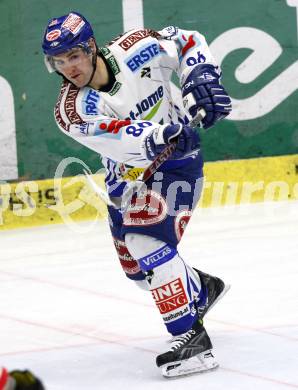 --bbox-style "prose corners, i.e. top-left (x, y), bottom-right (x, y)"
top-left (170, 329), bottom-right (196, 351)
